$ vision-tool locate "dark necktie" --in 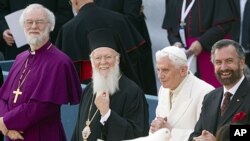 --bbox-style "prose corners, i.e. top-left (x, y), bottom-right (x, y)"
top-left (220, 92), bottom-right (232, 116)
